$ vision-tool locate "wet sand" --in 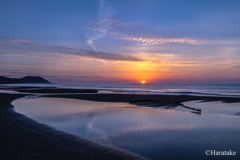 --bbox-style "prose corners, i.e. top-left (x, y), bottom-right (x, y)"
top-left (15, 88), bottom-right (98, 93)
top-left (0, 93), bottom-right (147, 160)
top-left (43, 93), bottom-right (240, 107)
top-left (1, 86), bottom-right (240, 159)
